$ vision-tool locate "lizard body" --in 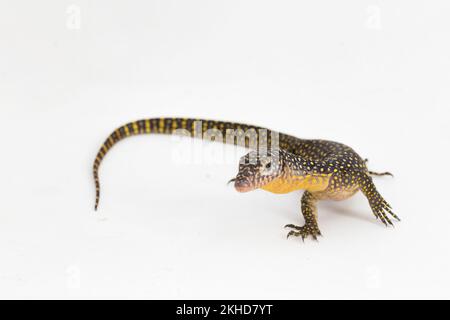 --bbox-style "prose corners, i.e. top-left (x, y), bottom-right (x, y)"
top-left (93, 118), bottom-right (399, 240)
